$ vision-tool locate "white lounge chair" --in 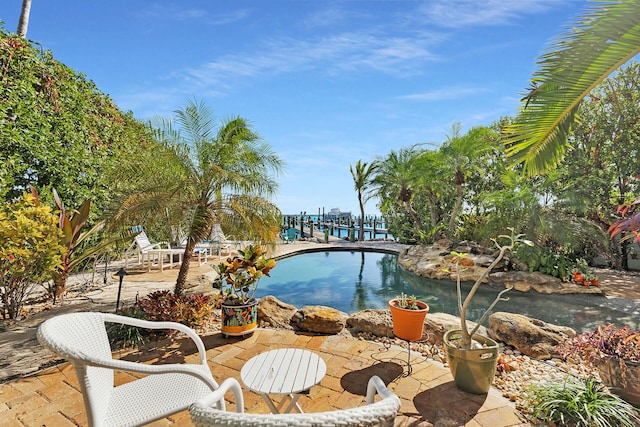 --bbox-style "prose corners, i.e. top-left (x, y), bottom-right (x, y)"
top-left (124, 228), bottom-right (185, 271)
top-left (189, 375), bottom-right (400, 427)
top-left (209, 224), bottom-right (235, 259)
top-left (172, 227), bottom-right (212, 266)
top-left (37, 312), bottom-right (223, 427)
